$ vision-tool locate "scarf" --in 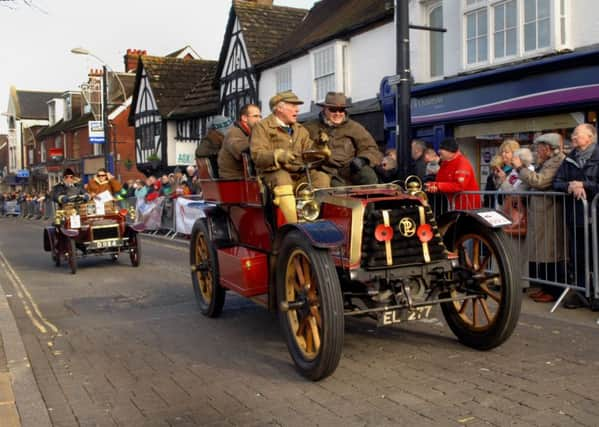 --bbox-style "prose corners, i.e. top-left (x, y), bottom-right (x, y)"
top-left (575, 143), bottom-right (596, 168)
